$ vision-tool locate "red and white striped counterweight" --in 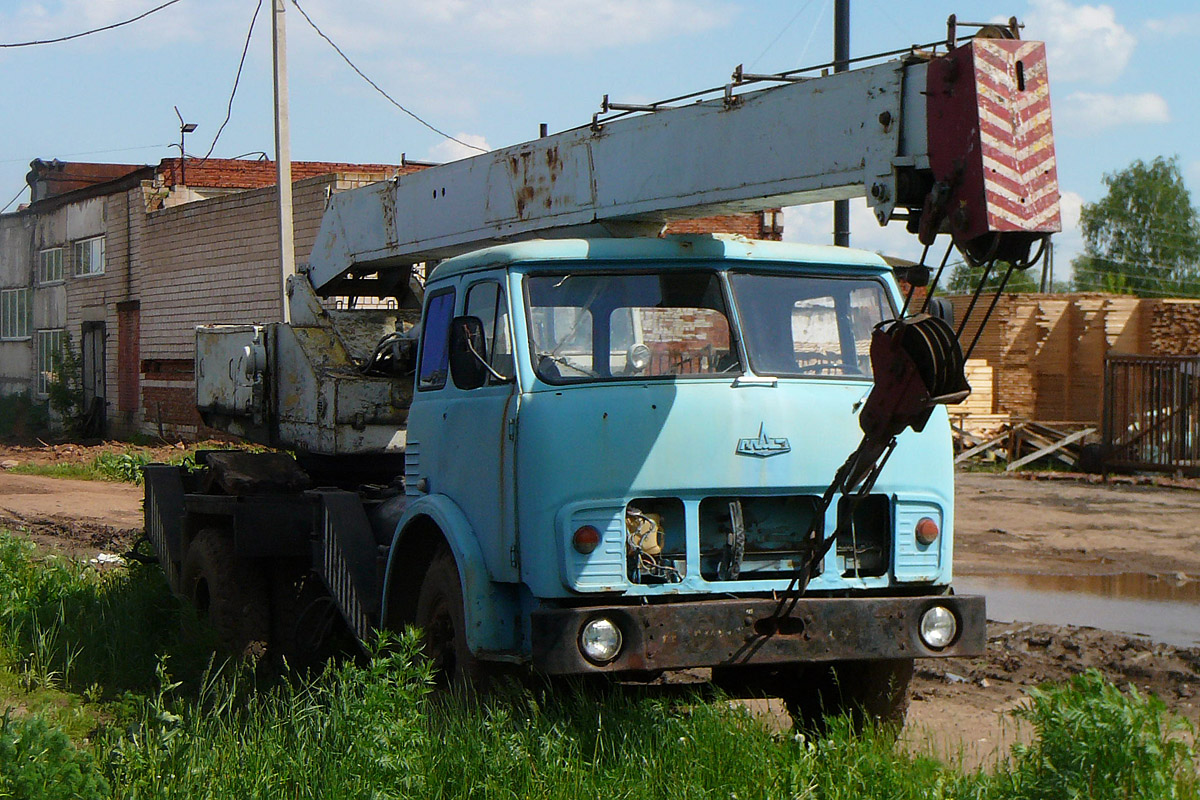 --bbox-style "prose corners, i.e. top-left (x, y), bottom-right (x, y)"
top-left (925, 38), bottom-right (1061, 264)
